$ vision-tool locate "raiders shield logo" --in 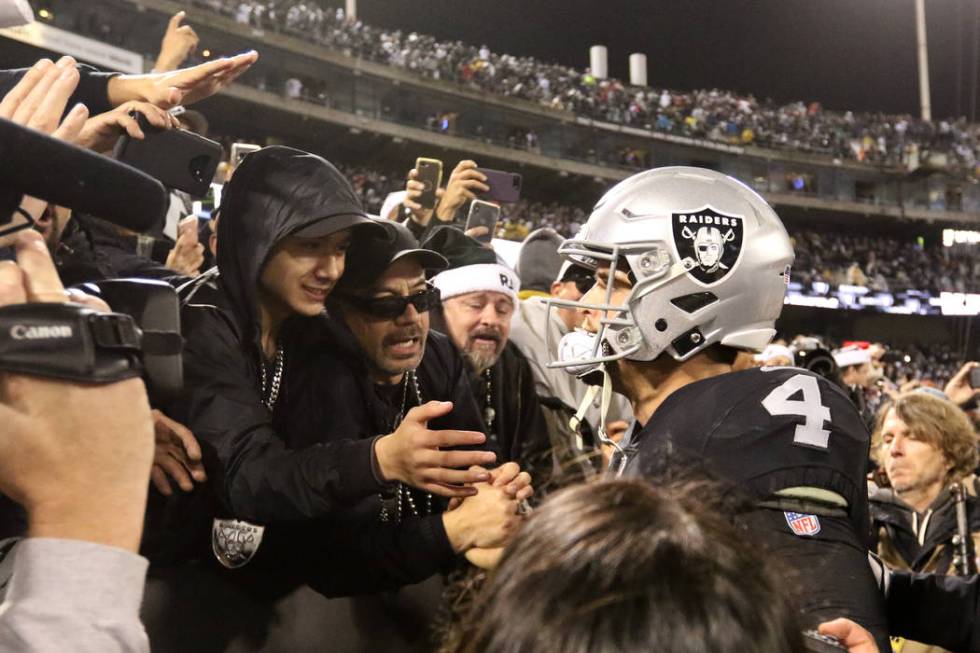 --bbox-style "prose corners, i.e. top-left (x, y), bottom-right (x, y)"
top-left (212, 518), bottom-right (265, 569)
top-left (671, 206), bottom-right (744, 285)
